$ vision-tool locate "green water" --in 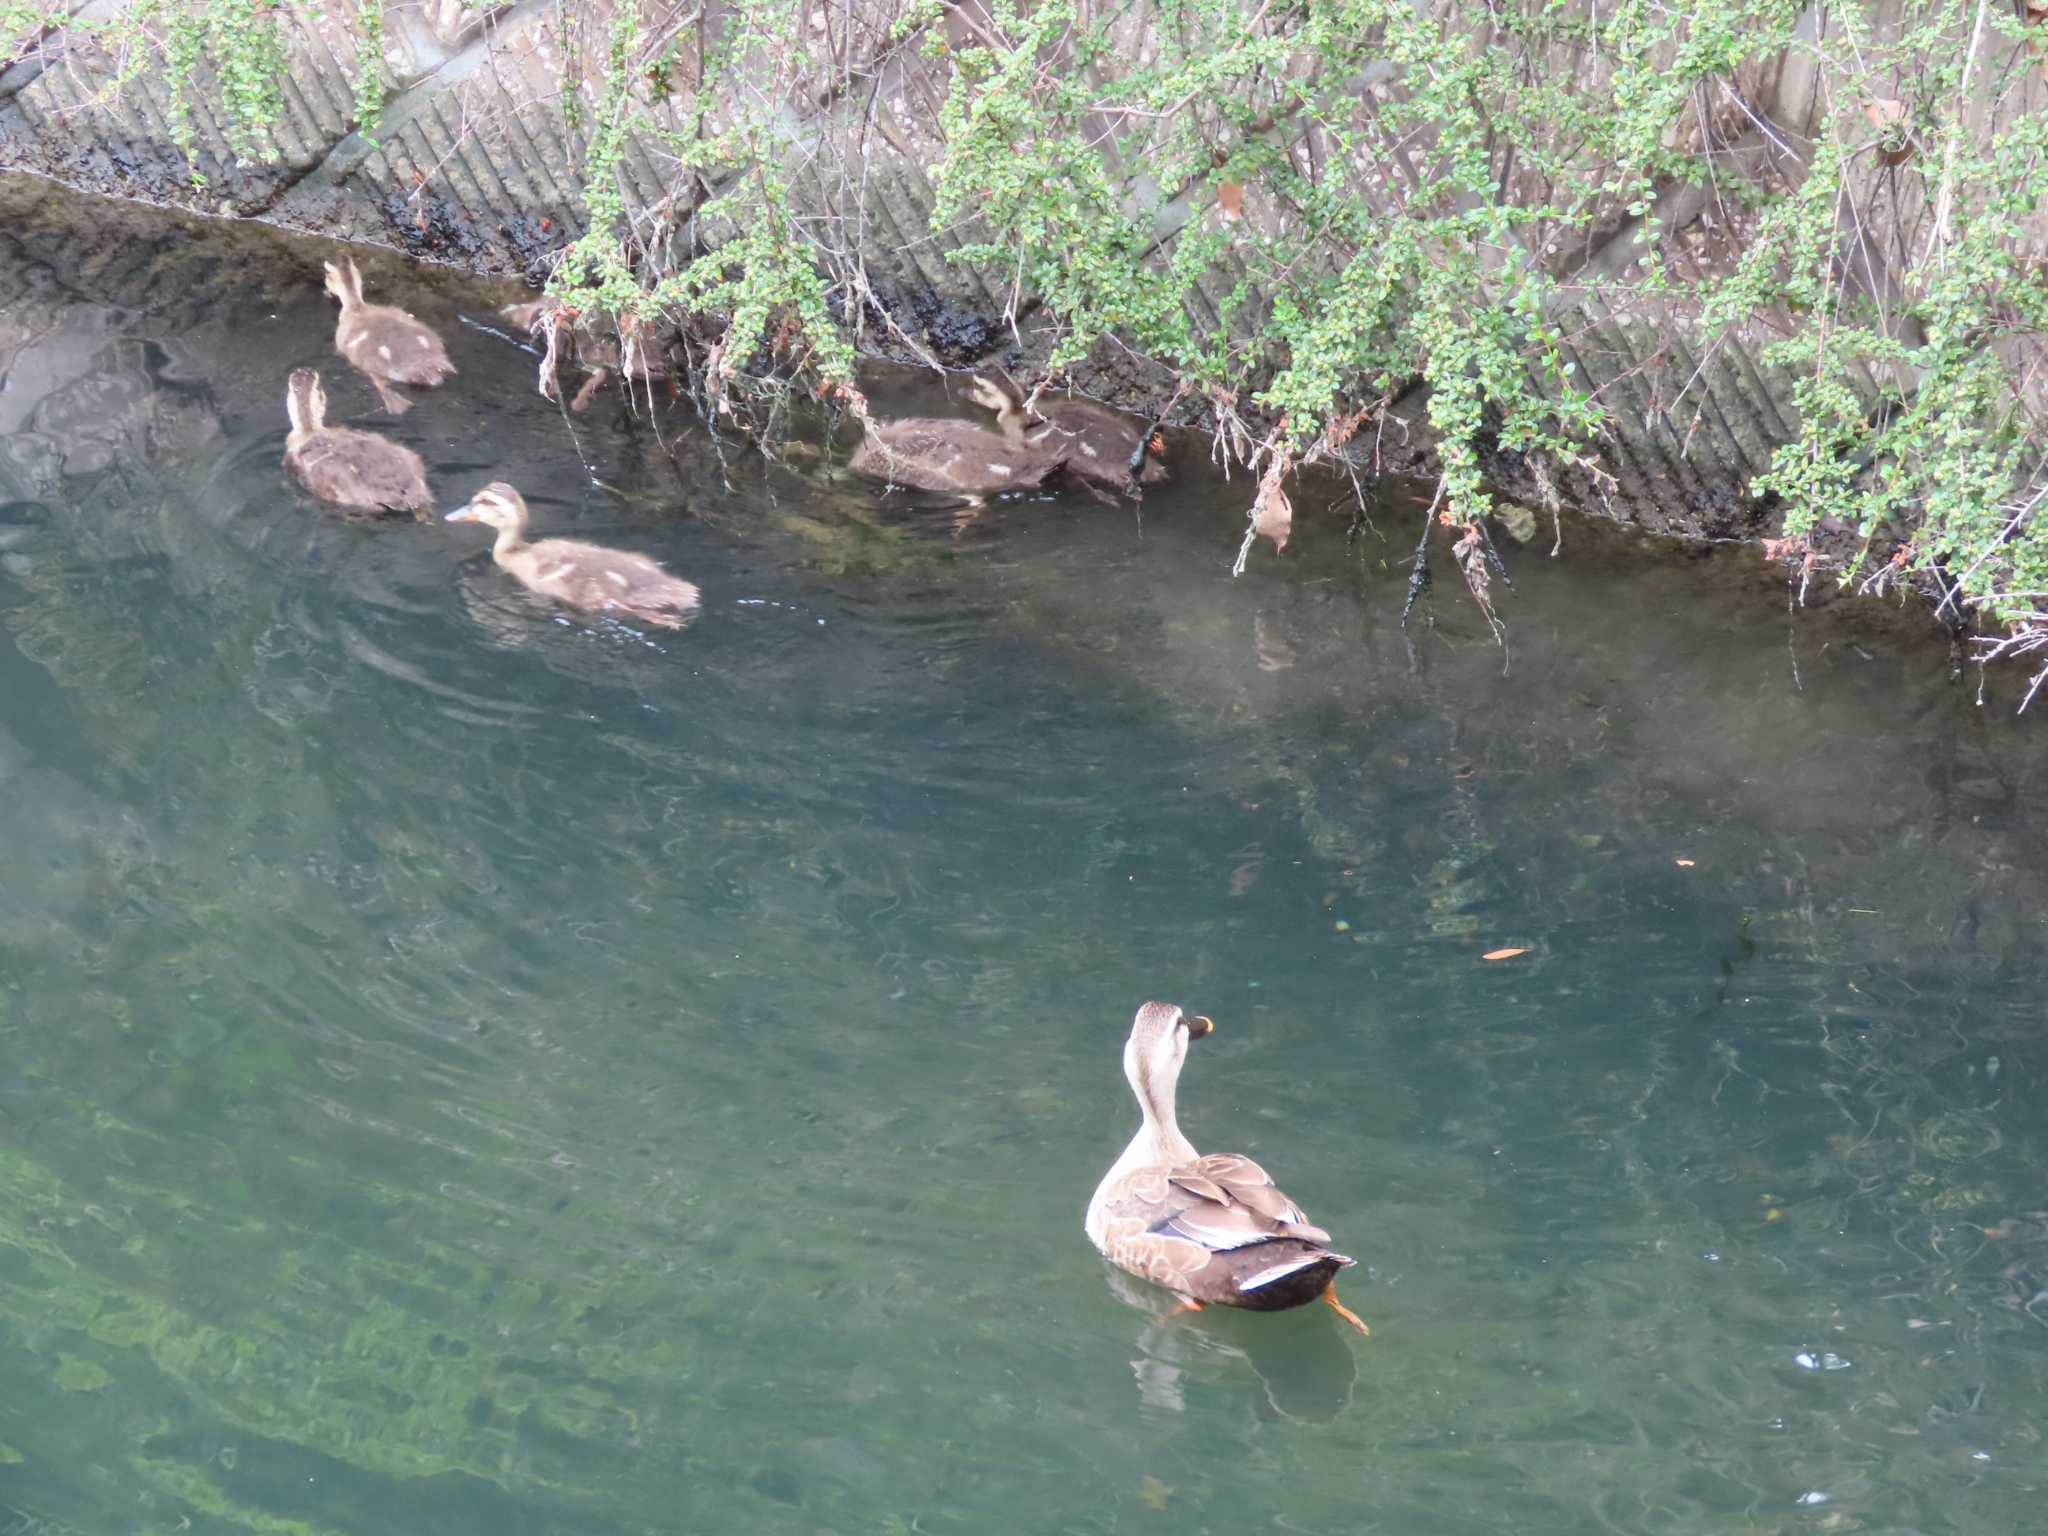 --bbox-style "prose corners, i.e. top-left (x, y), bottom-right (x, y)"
top-left (3, 177), bottom-right (2046, 1535)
